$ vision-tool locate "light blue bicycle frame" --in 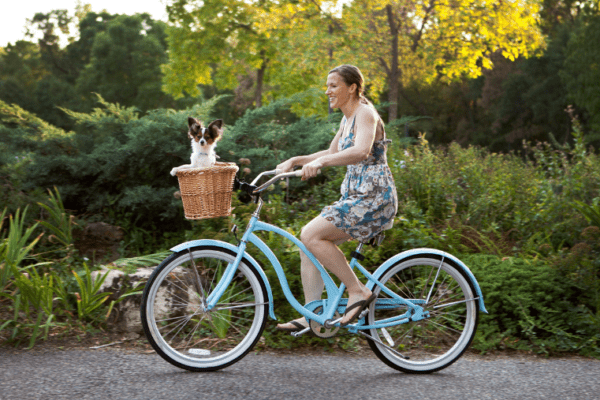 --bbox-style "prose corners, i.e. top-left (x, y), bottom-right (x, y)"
top-left (171, 205), bottom-right (488, 331)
